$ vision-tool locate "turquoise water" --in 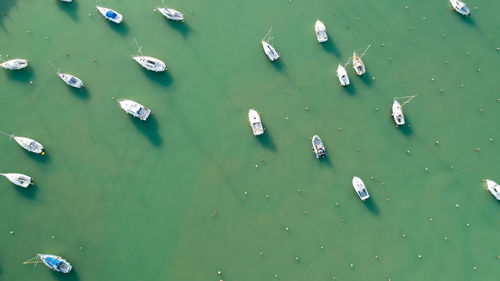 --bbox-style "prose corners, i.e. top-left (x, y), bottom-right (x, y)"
top-left (1, 0), bottom-right (499, 280)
